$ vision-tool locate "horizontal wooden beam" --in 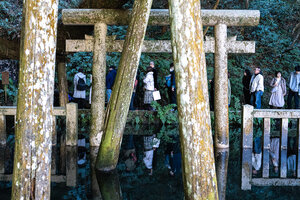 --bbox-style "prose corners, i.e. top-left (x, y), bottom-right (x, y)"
top-left (252, 178), bottom-right (300, 186)
top-left (0, 107), bottom-right (65, 116)
top-left (0, 174), bottom-right (66, 182)
top-left (253, 109), bottom-right (300, 119)
top-left (66, 39), bottom-right (255, 54)
top-left (62, 9), bottom-right (260, 26)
